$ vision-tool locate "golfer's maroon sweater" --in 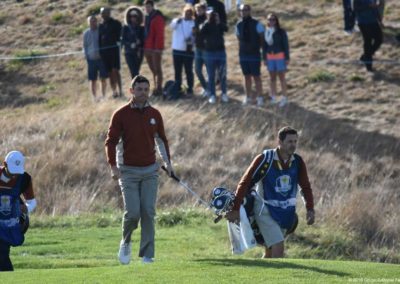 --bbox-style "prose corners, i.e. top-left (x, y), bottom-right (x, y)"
top-left (105, 101), bottom-right (170, 167)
